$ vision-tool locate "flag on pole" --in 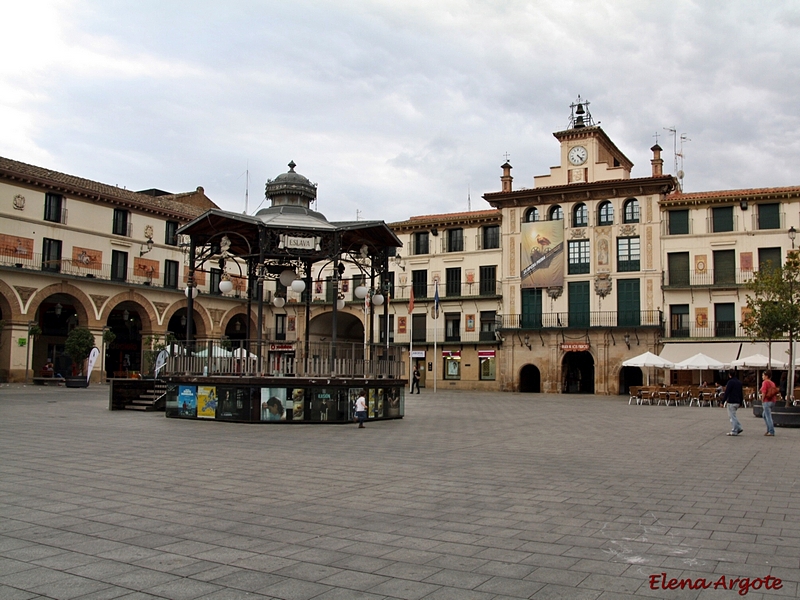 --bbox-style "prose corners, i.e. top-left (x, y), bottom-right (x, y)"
top-left (408, 285), bottom-right (415, 314)
top-left (433, 281), bottom-right (440, 319)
